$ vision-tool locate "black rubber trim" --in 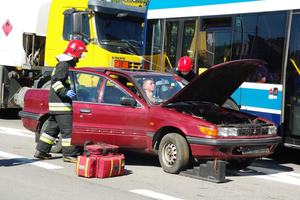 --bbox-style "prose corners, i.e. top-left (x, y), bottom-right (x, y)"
top-left (146, 132), bottom-right (155, 138)
top-left (186, 136), bottom-right (282, 146)
top-left (18, 111), bottom-right (42, 121)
